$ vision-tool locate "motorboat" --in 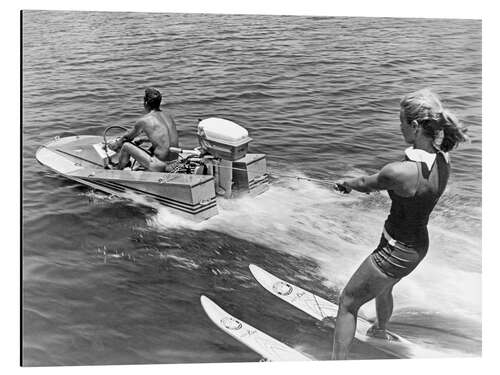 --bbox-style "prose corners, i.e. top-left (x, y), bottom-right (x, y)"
top-left (35, 118), bottom-right (269, 221)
